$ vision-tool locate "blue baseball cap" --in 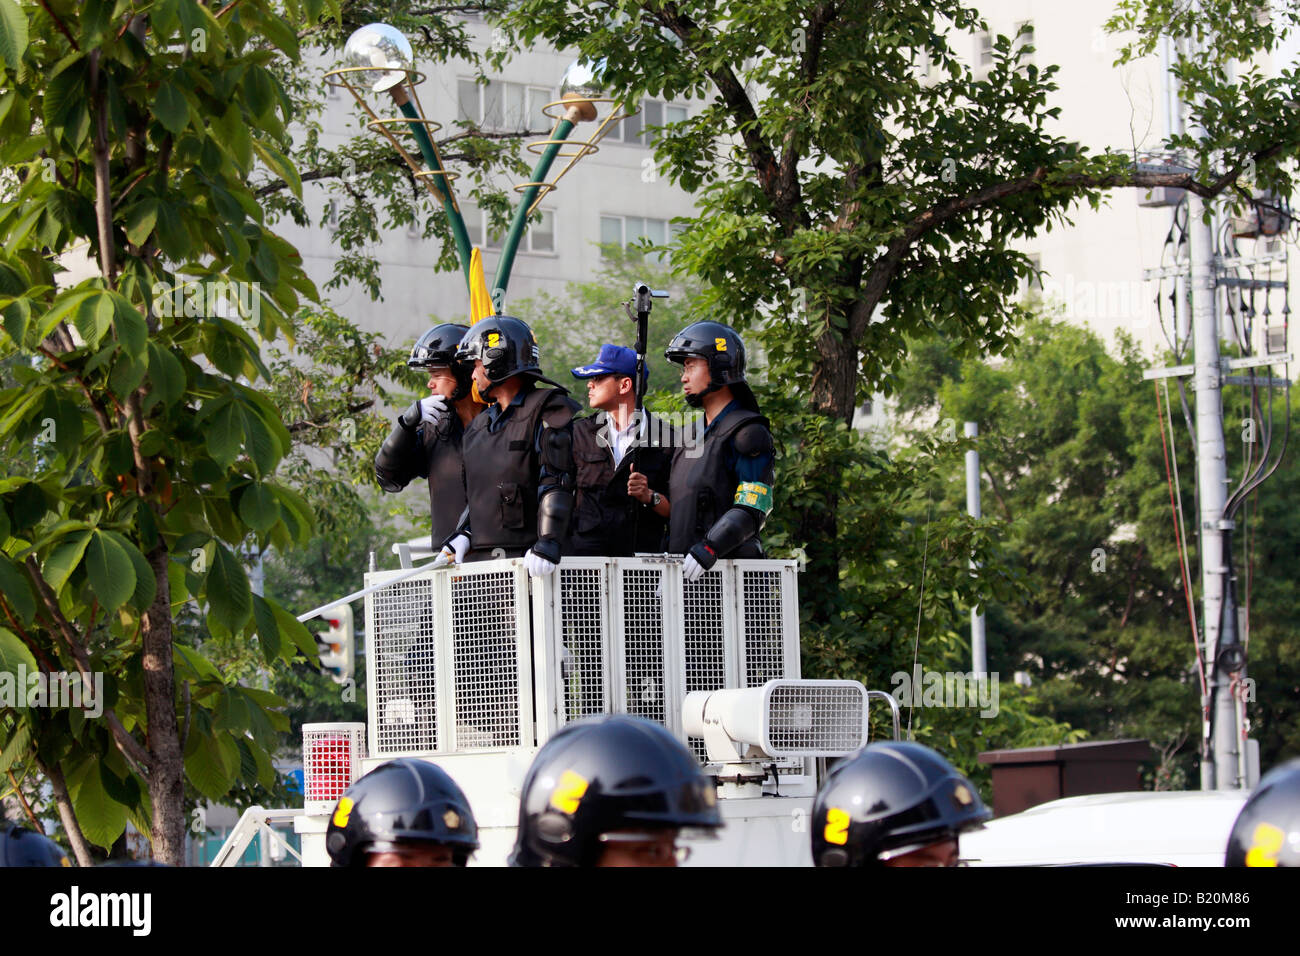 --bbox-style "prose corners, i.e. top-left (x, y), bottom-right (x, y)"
top-left (571, 344), bottom-right (645, 383)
